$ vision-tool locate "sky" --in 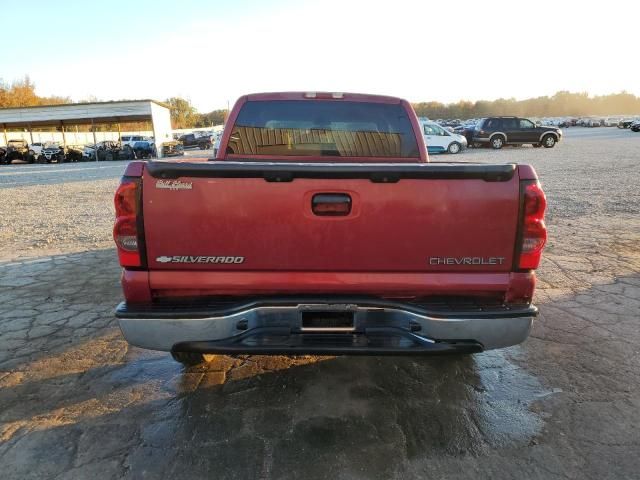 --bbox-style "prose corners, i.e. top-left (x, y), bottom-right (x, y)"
top-left (1, 0), bottom-right (638, 112)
